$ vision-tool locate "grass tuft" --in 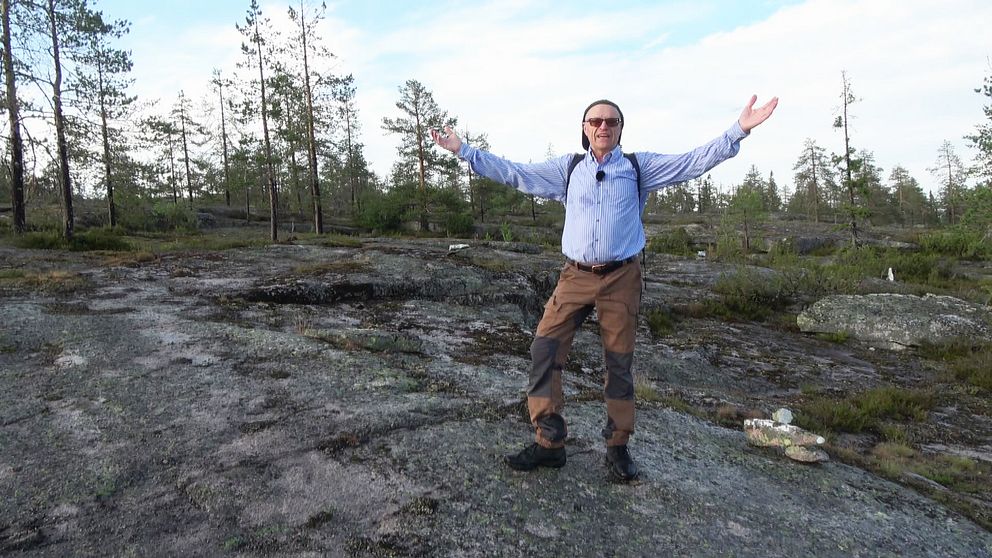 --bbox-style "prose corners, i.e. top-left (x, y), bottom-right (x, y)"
top-left (919, 340), bottom-right (992, 391)
top-left (795, 386), bottom-right (935, 435)
top-left (647, 228), bottom-right (694, 256)
top-left (645, 307), bottom-right (677, 337)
